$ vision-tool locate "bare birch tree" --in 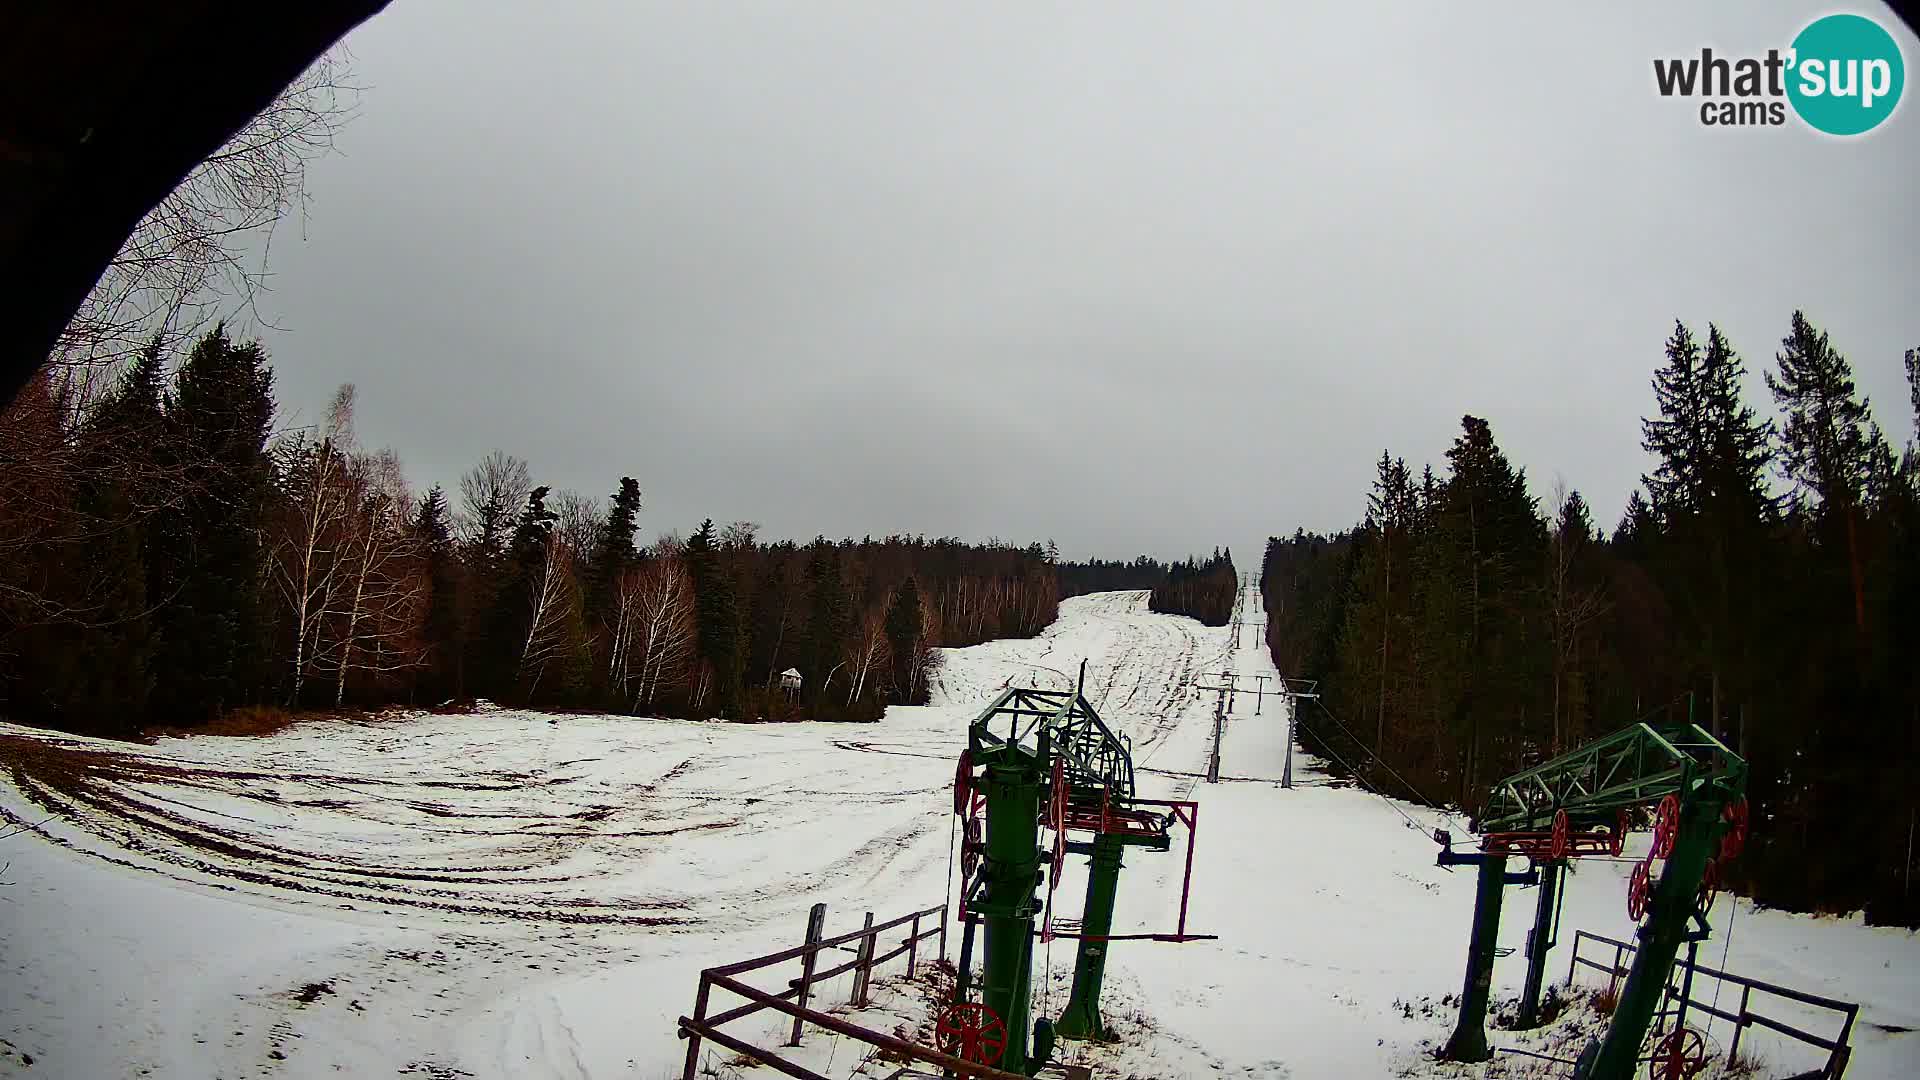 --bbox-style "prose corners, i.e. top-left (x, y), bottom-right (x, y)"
top-left (49, 54), bottom-right (358, 386)
top-left (550, 489), bottom-right (605, 563)
top-left (630, 555), bottom-right (696, 711)
top-left (845, 607), bottom-right (892, 706)
top-left (458, 450), bottom-right (532, 560)
top-left (271, 384), bottom-right (356, 704)
top-left (517, 529), bottom-right (578, 698)
top-left (326, 449), bottom-right (426, 705)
